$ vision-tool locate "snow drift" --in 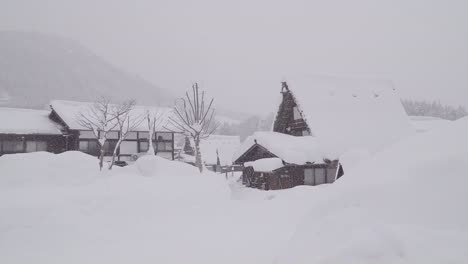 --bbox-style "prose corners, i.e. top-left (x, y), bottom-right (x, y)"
top-left (275, 117), bottom-right (468, 264)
